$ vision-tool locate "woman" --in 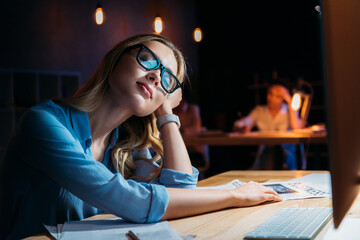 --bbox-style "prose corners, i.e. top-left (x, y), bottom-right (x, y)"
top-left (233, 83), bottom-right (304, 170)
top-left (0, 34), bottom-right (281, 239)
top-left (233, 83), bottom-right (300, 133)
